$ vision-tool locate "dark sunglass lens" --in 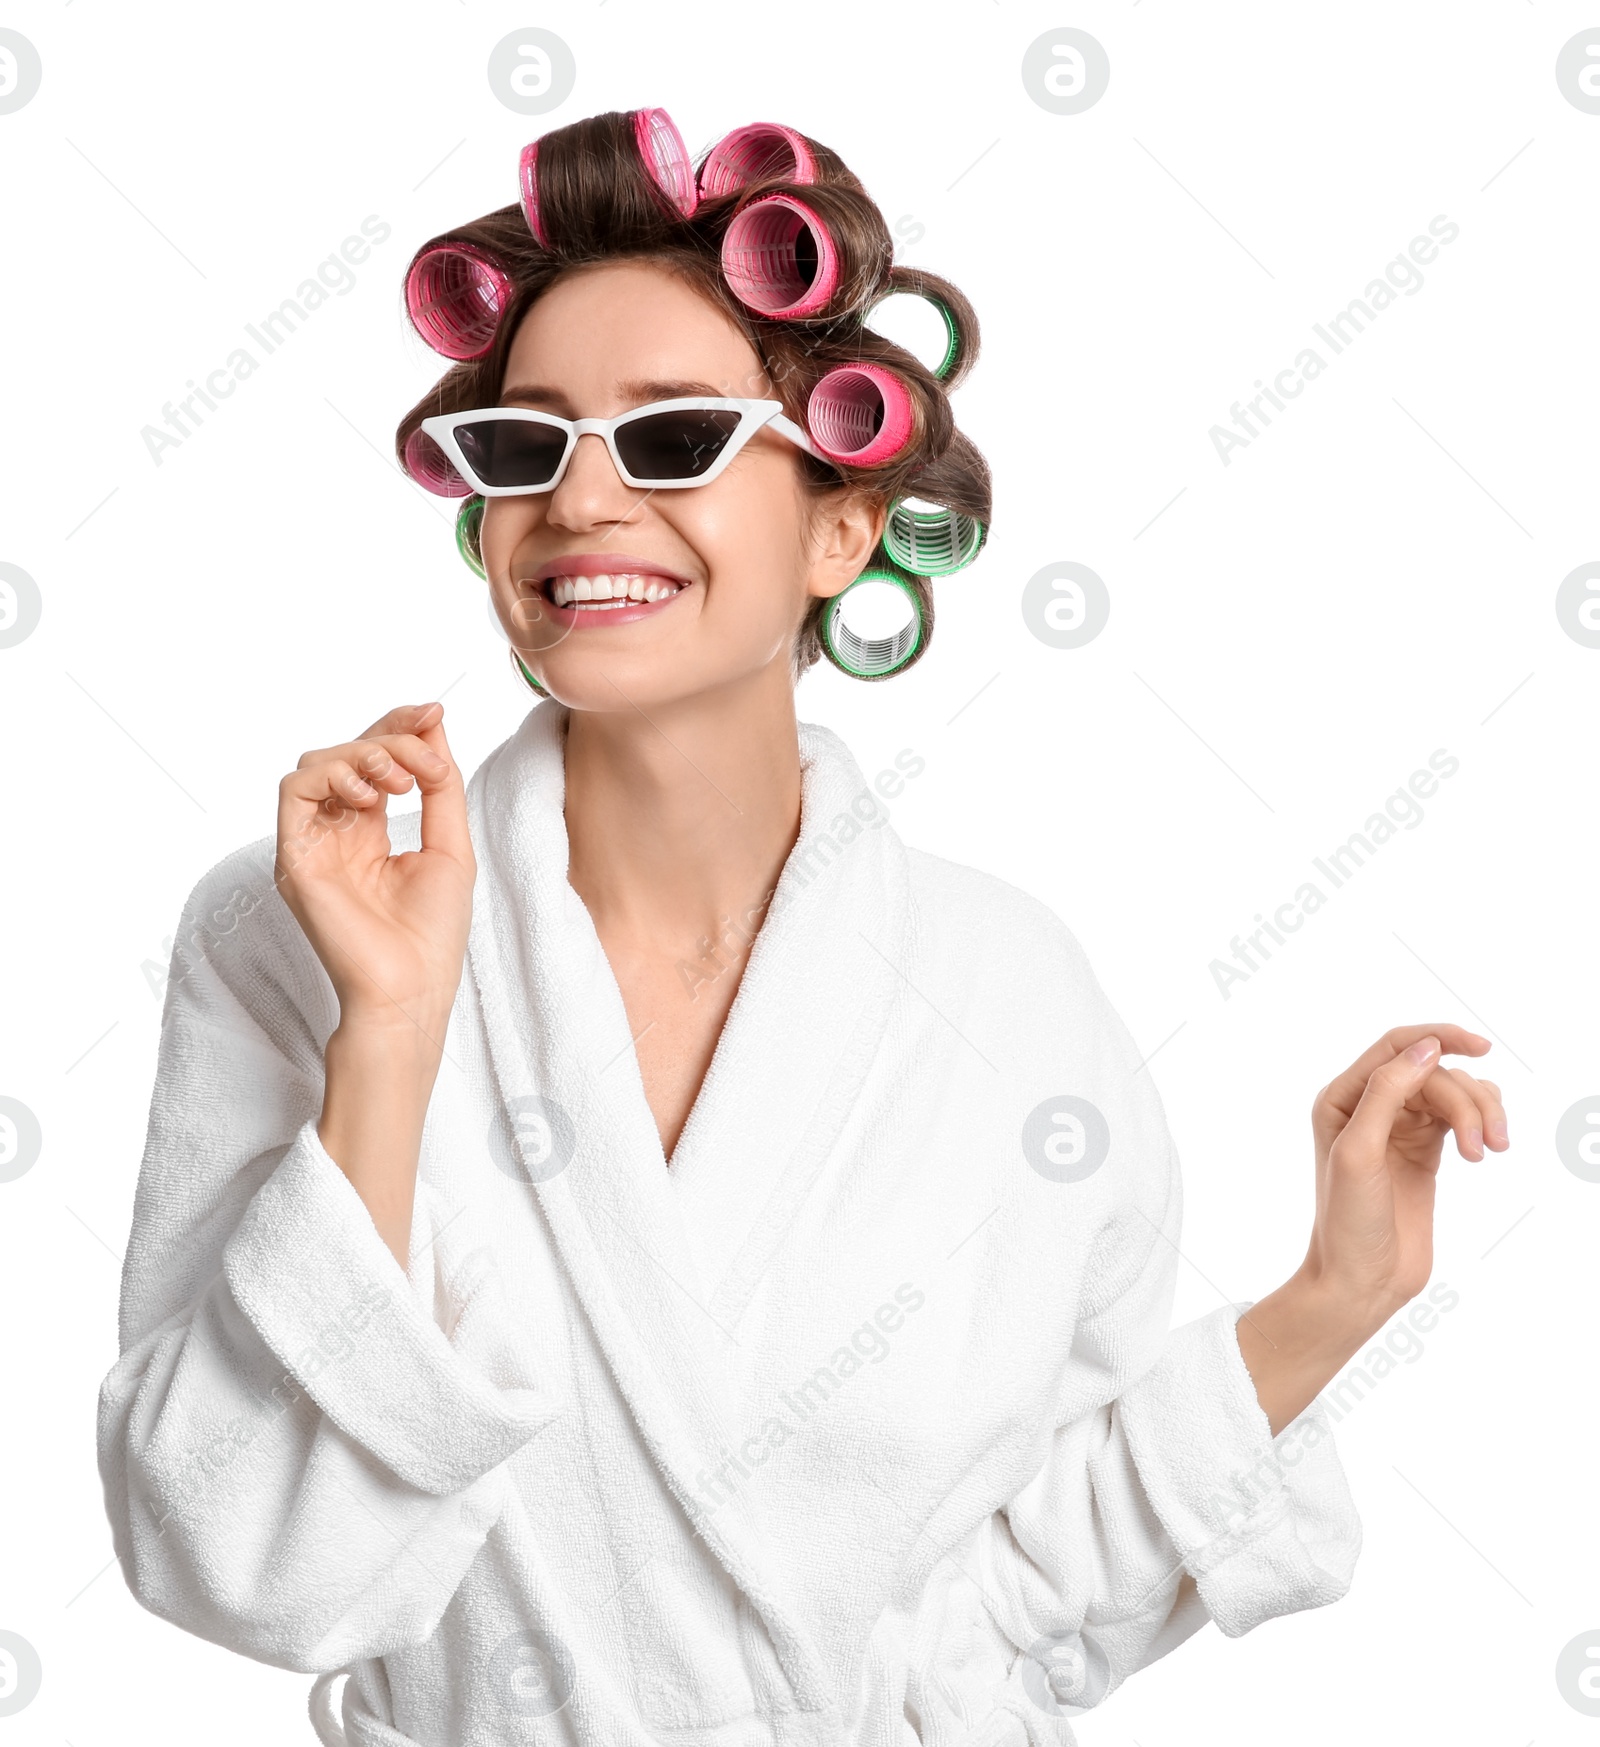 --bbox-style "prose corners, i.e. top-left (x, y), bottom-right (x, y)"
top-left (614, 409), bottom-right (743, 480)
top-left (453, 417), bottom-right (567, 488)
